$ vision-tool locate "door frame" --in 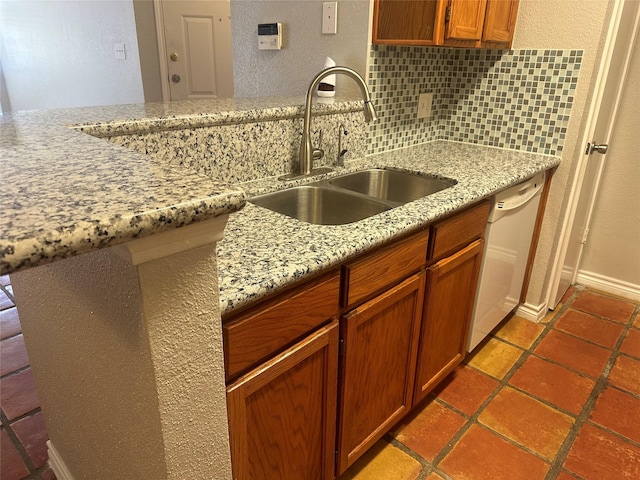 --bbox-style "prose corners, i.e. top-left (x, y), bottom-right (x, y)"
top-left (545, 0), bottom-right (640, 308)
top-left (153, 0), bottom-right (172, 102)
